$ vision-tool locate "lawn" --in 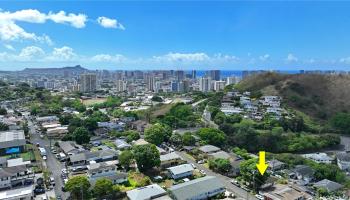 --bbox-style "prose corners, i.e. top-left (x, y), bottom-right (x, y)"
top-left (102, 140), bottom-right (116, 149)
top-left (82, 98), bottom-right (107, 106)
top-left (20, 151), bottom-right (35, 161)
